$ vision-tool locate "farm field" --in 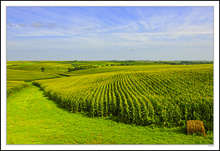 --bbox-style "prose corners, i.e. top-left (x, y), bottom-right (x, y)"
top-left (7, 84), bottom-right (213, 144)
top-left (6, 61), bottom-right (214, 144)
